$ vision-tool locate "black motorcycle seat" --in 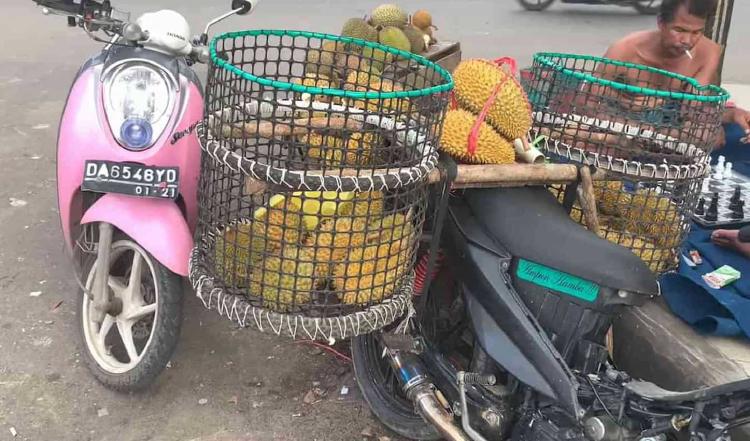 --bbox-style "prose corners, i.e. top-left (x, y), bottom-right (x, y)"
top-left (463, 186), bottom-right (658, 295)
